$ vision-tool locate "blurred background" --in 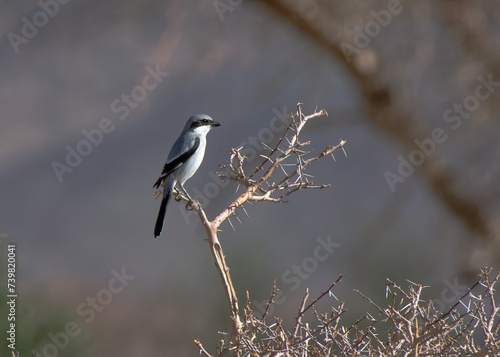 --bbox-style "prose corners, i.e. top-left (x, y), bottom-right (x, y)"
top-left (1, 0), bottom-right (500, 356)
